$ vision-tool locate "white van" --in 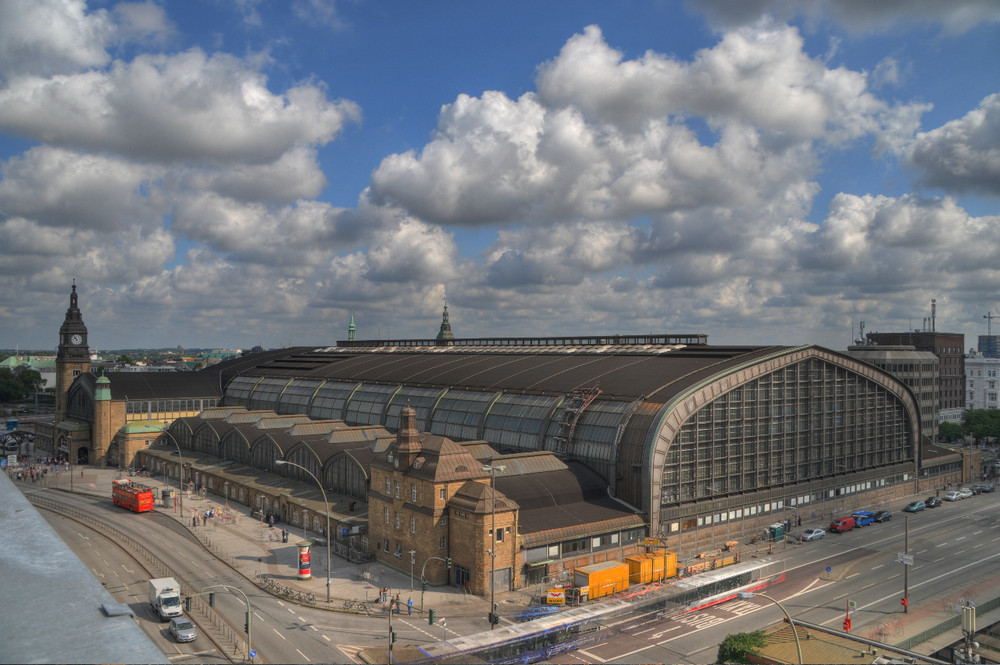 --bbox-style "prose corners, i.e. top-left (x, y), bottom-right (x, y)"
top-left (943, 490), bottom-right (963, 501)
